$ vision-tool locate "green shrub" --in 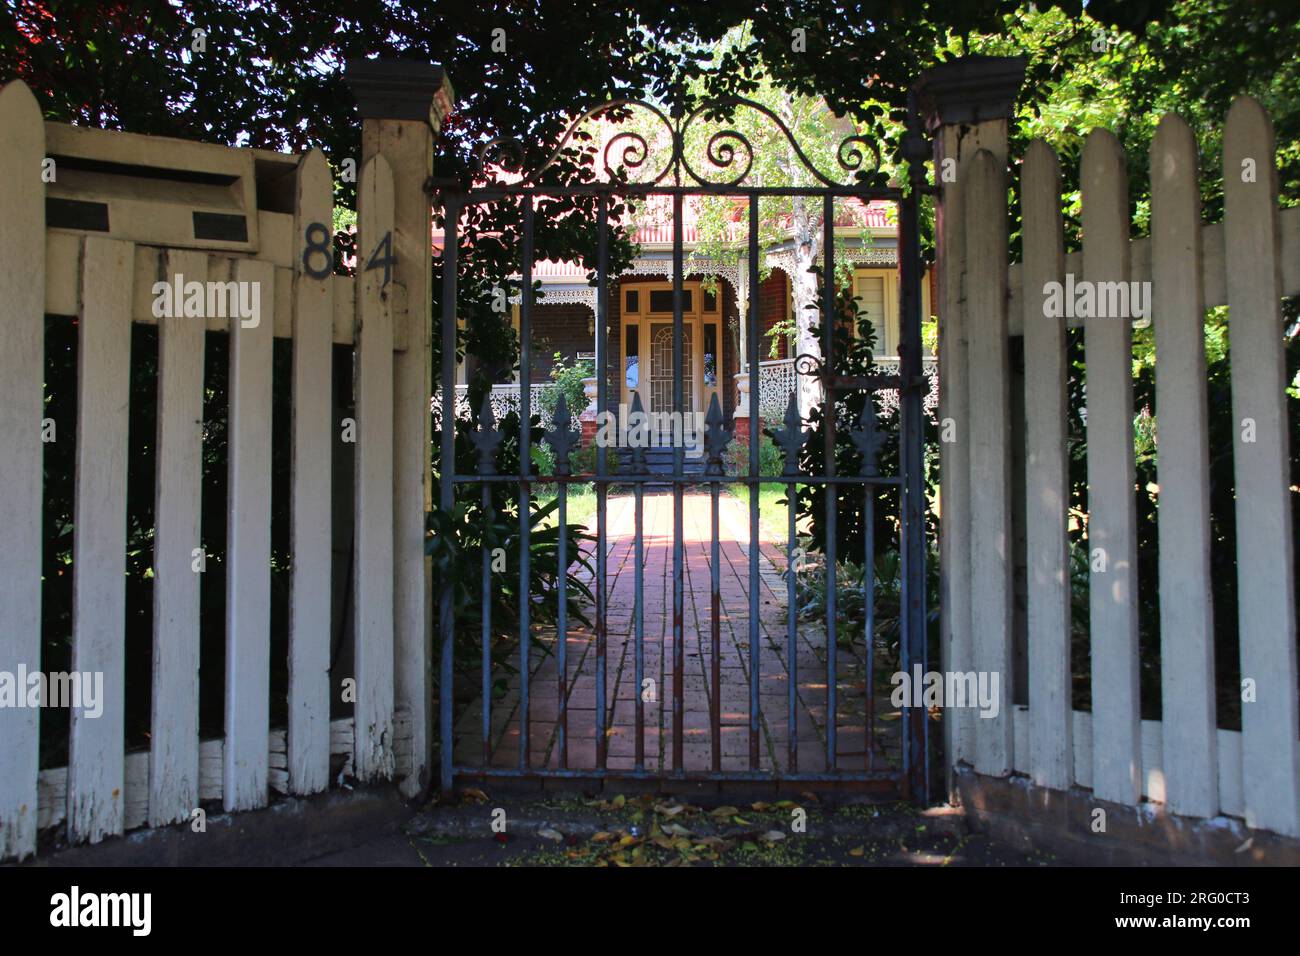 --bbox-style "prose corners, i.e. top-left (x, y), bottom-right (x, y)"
top-left (570, 443), bottom-right (596, 476)
top-left (538, 351), bottom-right (593, 421)
top-left (723, 432), bottom-right (783, 476)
